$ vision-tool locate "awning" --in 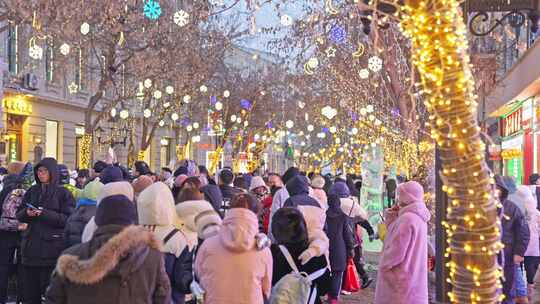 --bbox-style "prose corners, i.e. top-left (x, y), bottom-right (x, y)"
top-left (485, 39), bottom-right (540, 116)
